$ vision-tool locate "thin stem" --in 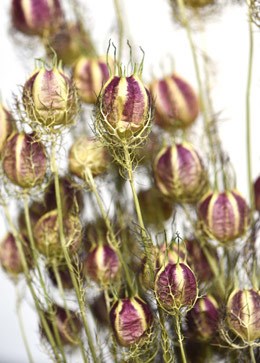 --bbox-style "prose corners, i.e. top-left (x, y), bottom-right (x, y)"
top-left (50, 140), bottom-right (99, 363)
top-left (15, 285), bottom-right (35, 363)
top-left (249, 345), bottom-right (256, 363)
top-left (158, 307), bottom-right (175, 363)
top-left (174, 313), bottom-right (187, 363)
top-left (246, 4), bottom-right (254, 209)
top-left (84, 168), bottom-right (135, 295)
top-left (114, 0), bottom-right (124, 64)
